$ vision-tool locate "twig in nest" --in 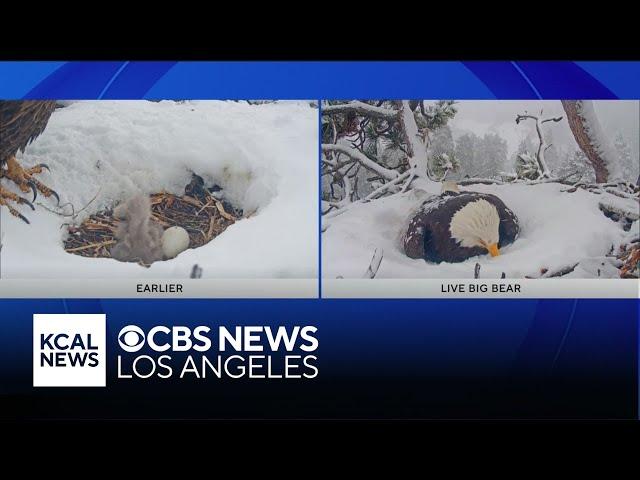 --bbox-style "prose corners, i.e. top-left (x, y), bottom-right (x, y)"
top-left (618, 243), bottom-right (640, 278)
top-left (526, 263), bottom-right (579, 278)
top-left (207, 191), bottom-right (237, 221)
top-left (363, 248), bottom-right (384, 279)
top-left (544, 263), bottom-right (579, 278)
top-left (196, 200), bottom-right (213, 216)
top-left (206, 217), bottom-right (216, 240)
top-left (214, 200), bottom-right (236, 221)
top-left (37, 201), bottom-right (75, 217)
top-left (38, 187), bottom-right (103, 219)
top-left (65, 240), bottom-right (116, 253)
top-left (181, 195), bottom-right (203, 208)
top-left (190, 264), bottom-right (203, 279)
